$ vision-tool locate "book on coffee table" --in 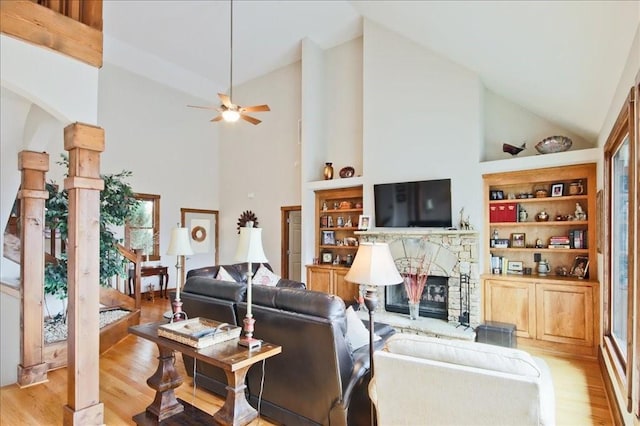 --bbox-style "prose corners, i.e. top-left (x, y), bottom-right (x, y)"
top-left (158, 317), bottom-right (241, 348)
